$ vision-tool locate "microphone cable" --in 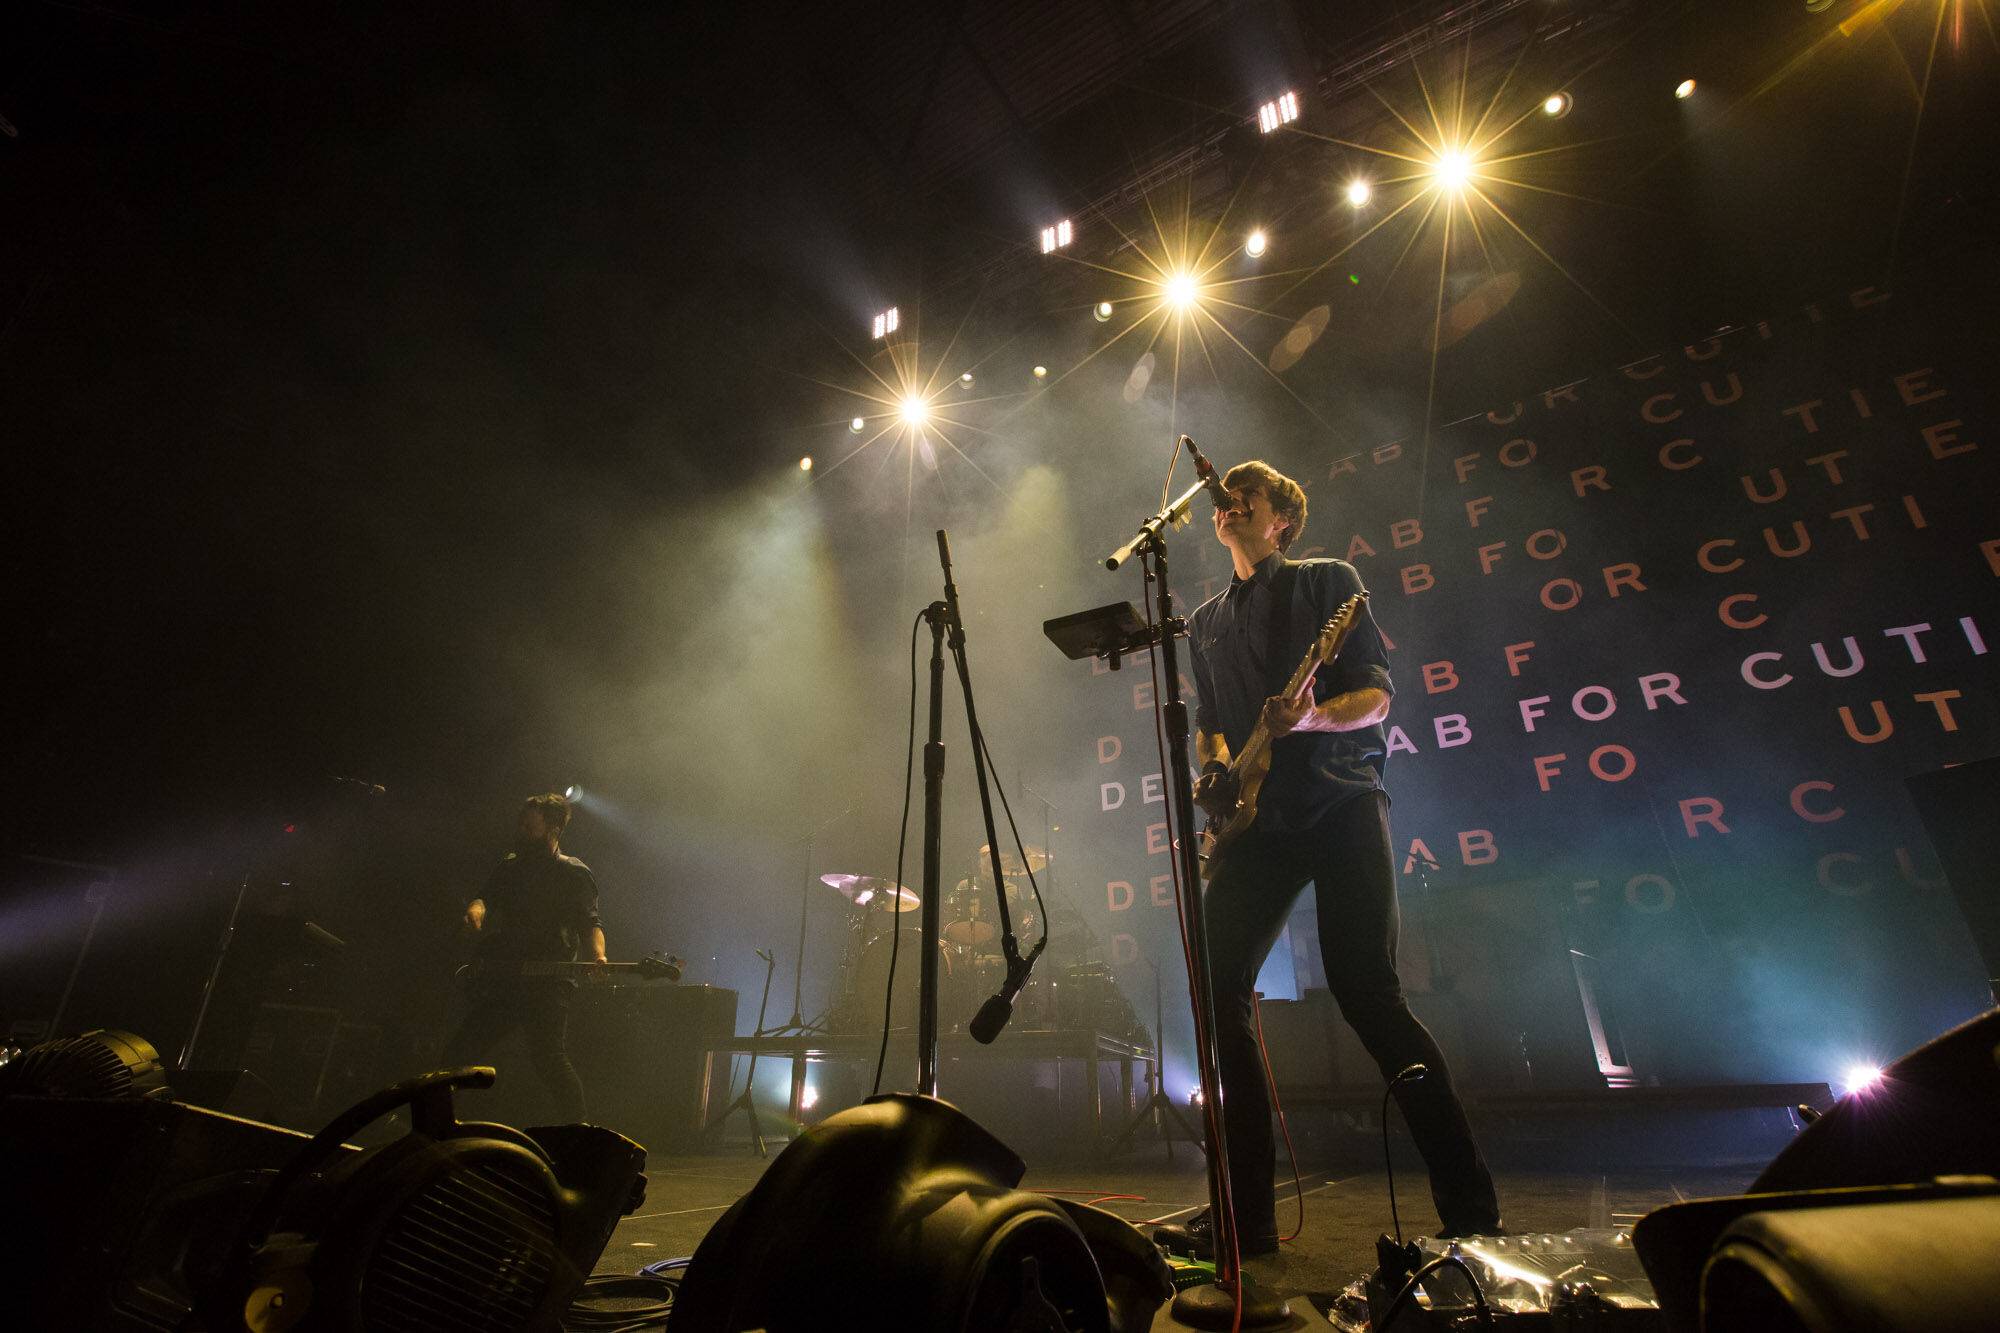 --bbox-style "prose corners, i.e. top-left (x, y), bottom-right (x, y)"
top-left (872, 607), bottom-right (928, 1097)
top-left (1250, 993), bottom-right (1307, 1244)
